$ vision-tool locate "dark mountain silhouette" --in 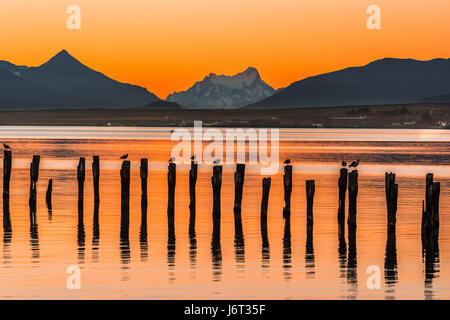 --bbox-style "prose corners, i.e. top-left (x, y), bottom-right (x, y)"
top-left (246, 58), bottom-right (450, 109)
top-left (0, 50), bottom-right (160, 109)
top-left (166, 67), bottom-right (275, 108)
top-left (139, 101), bottom-right (181, 109)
